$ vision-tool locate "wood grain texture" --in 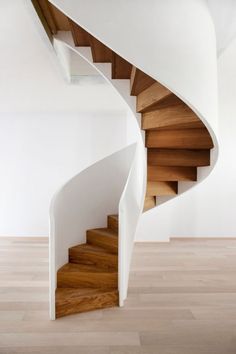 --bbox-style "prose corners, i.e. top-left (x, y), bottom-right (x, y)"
top-left (2, 237), bottom-right (236, 353)
top-left (143, 196), bottom-right (156, 212)
top-left (87, 228), bottom-right (118, 254)
top-left (89, 37), bottom-right (112, 63)
top-left (37, 0), bottom-right (57, 34)
top-left (68, 19), bottom-right (90, 46)
top-left (142, 103), bottom-right (204, 130)
top-left (146, 181), bottom-right (178, 196)
top-left (107, 215), bottom-right (119, 232)
top-left (137, 82), bottom-right (172, 112)
top-left (69, 244), bottom-right (118, 270)
top-left (148, 149), bottom-right (210, 167)
top-left (112, 53), bottom-right (132, 79)
top-left (57, 263), bottom-right (118, 289)
top-left (56, 288), bottom-right (118, 318)
top-left (48, 3), bottom-right (70, 30)
top-left (148, 165), bottom-right (197, 181)
top-left (130, 67), bottom-right (156, 96)
top-left (146, 128), bottom-right (214, 149)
